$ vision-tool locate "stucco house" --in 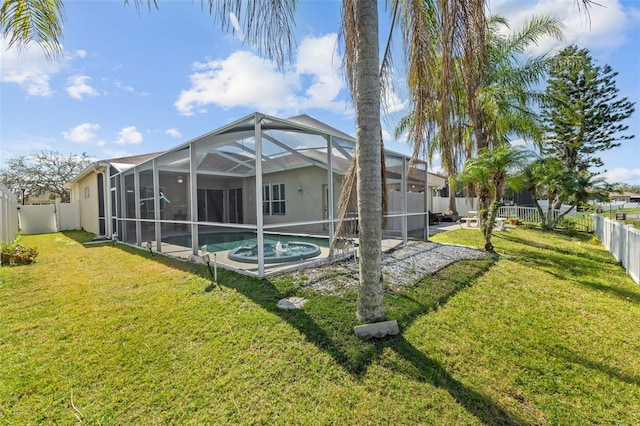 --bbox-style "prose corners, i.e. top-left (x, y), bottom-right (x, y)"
top-left (608, 191), bottom-right (640, 203)
top-left (68, 113), bottom-right (445, 277)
